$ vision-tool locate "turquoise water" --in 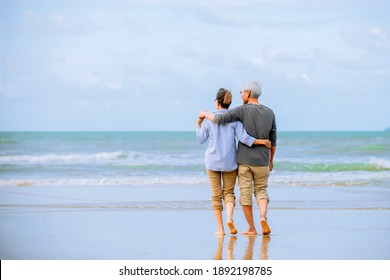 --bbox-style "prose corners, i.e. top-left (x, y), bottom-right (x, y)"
top-left (0, 131), bottom-right (389, 188)
top-left (2, 131), bottom-right (389, 261)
